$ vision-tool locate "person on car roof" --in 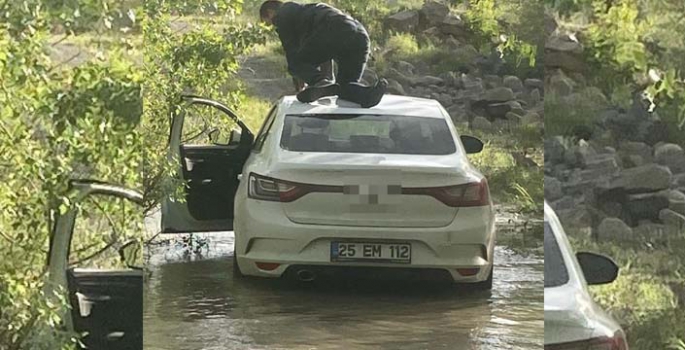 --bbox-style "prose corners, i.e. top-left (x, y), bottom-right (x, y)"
top-left (259, 1), bottom-right (387, 108)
